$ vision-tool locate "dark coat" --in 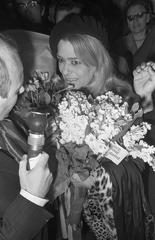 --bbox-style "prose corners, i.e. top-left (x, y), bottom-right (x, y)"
top-left (0, 149), bottom-right (52, 240)
top-left (144, 110), bottom-right (155, 220)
